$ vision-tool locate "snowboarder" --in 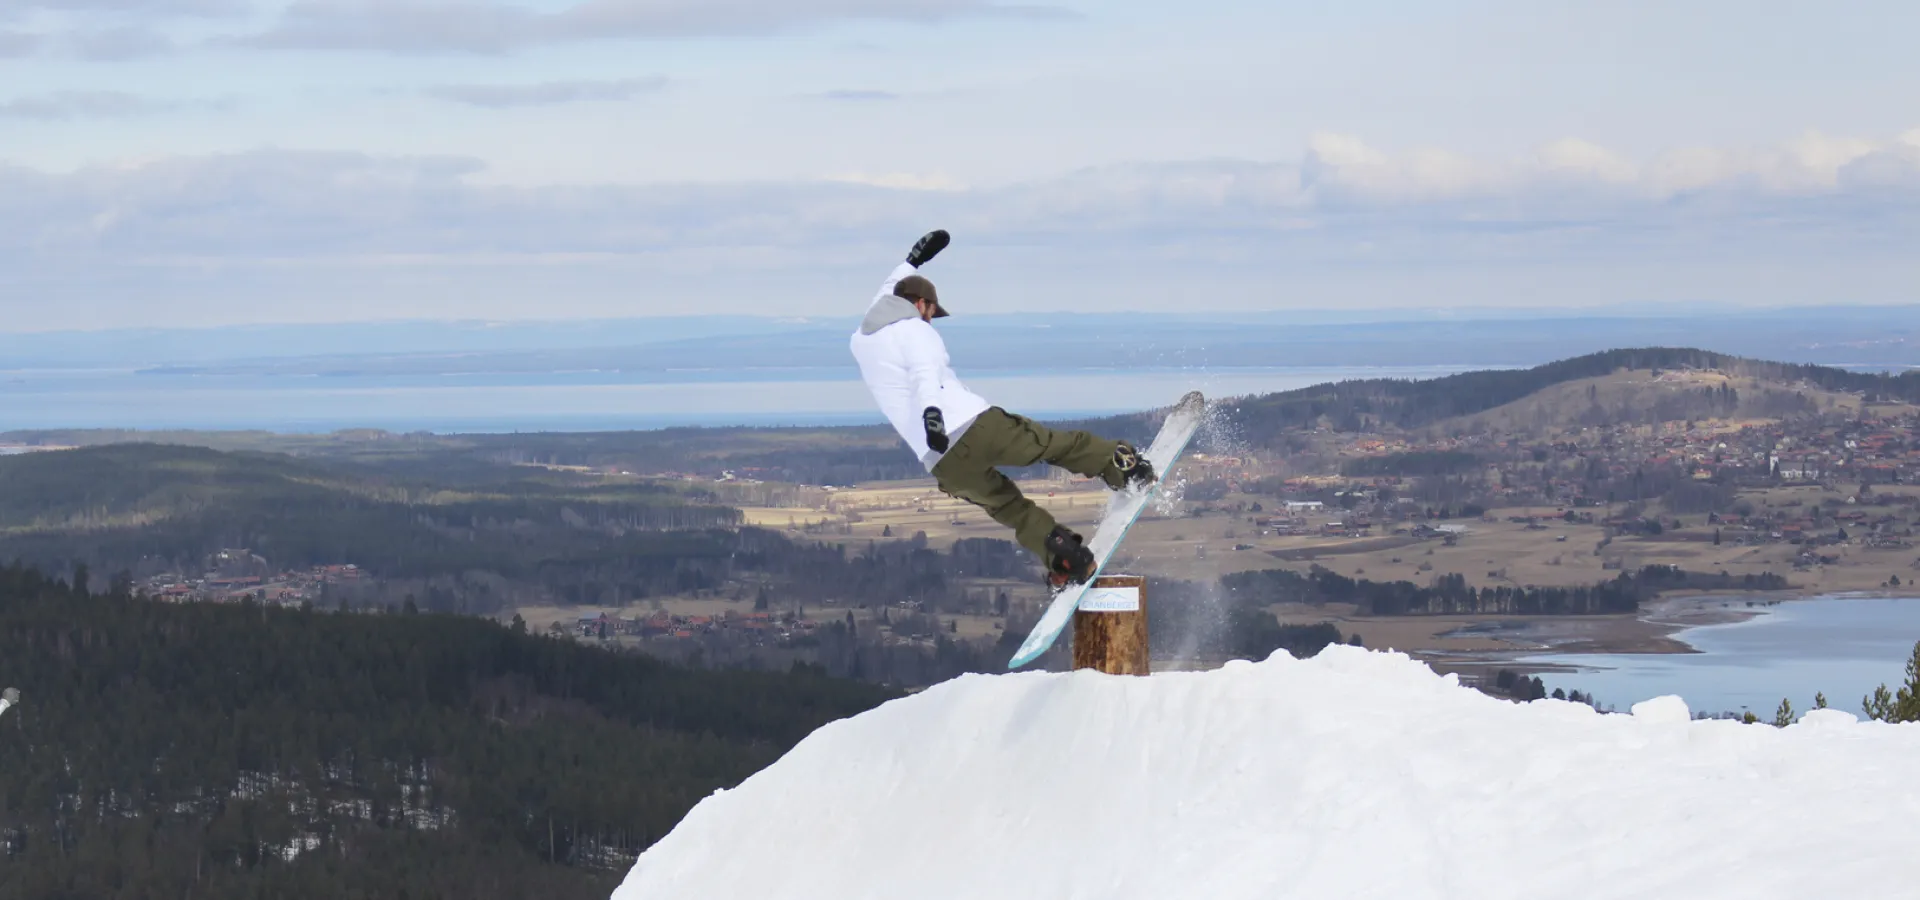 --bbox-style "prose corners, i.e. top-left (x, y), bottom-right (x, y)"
top-left (850, 229), bottom-right (1156, 588)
